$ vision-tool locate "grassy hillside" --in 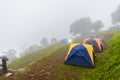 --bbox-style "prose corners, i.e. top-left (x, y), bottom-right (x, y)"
top-left (89, 31), bottom-right (120, 80)
top-left (0, 30), bottom-right (120, 80)
top-left (8, 43), bottom-right (65, 69)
